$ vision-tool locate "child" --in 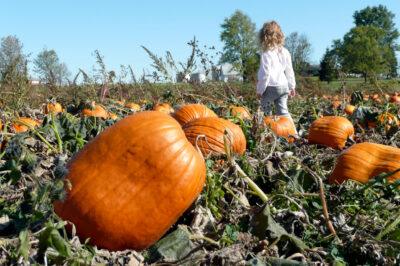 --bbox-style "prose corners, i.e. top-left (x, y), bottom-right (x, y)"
top-left (257, 21), bottom-right (296, 127)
